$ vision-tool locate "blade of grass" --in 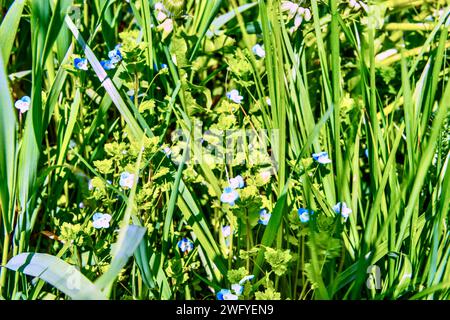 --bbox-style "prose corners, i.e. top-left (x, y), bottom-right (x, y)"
top-left (0, 0), bottom-right (26, 63)
top-left (0, 46), bottom-right (18, 295)
top-left (6, 253), bottom-right (106, 300)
